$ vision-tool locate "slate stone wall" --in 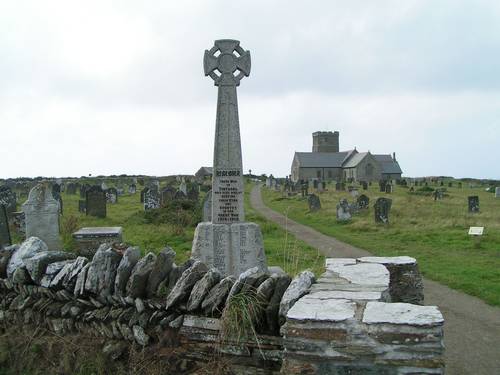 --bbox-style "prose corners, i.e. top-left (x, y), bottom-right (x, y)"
top-left (0, 237), bottom-right (443, 374)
